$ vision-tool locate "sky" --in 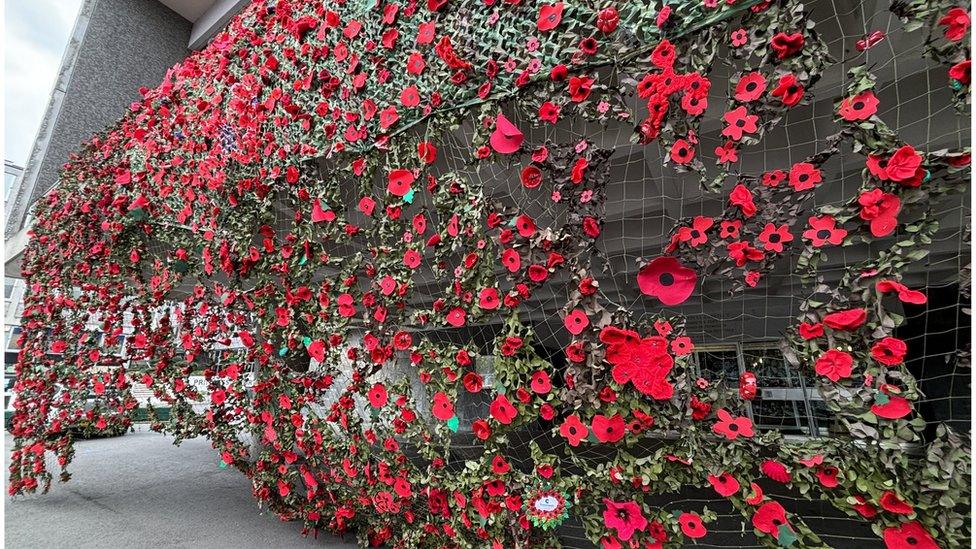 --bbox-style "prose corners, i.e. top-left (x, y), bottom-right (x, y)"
top-left (4, 0), bottom-right (83, 167)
